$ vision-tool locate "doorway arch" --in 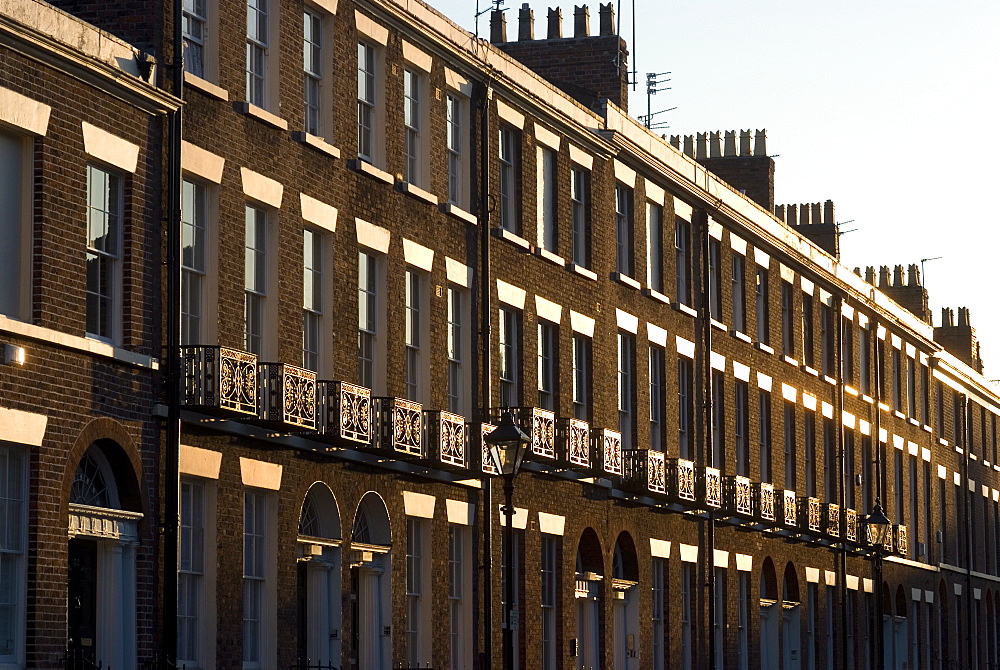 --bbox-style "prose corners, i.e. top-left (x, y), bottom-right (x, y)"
top-left (574, 528), bottom-right (603, 670)
top-left (297, 483), bottom-right (342, 667)
top-left (67, 440), bottom-right (143, 670)
top-left (350, 492), bottom-right (391, 670)
top-left (611, 532), bottom-right (639, 670)
top-left (759, 558), bottom-right (779, 669)
top-left (781, 563), bottom-right (801, 670)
